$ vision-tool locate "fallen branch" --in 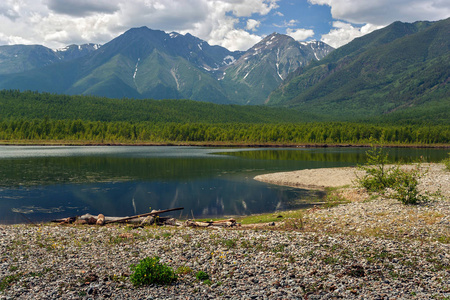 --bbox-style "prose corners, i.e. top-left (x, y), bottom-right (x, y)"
top-left (104, 207), bottom-right (184, 224)
top-left (185, 218), bottom-right (238, 228)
